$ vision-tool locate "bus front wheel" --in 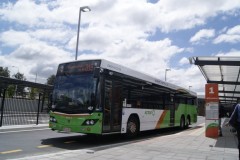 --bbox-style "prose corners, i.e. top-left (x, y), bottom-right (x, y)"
top-left (126, 116), bottom-right (139, 137)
